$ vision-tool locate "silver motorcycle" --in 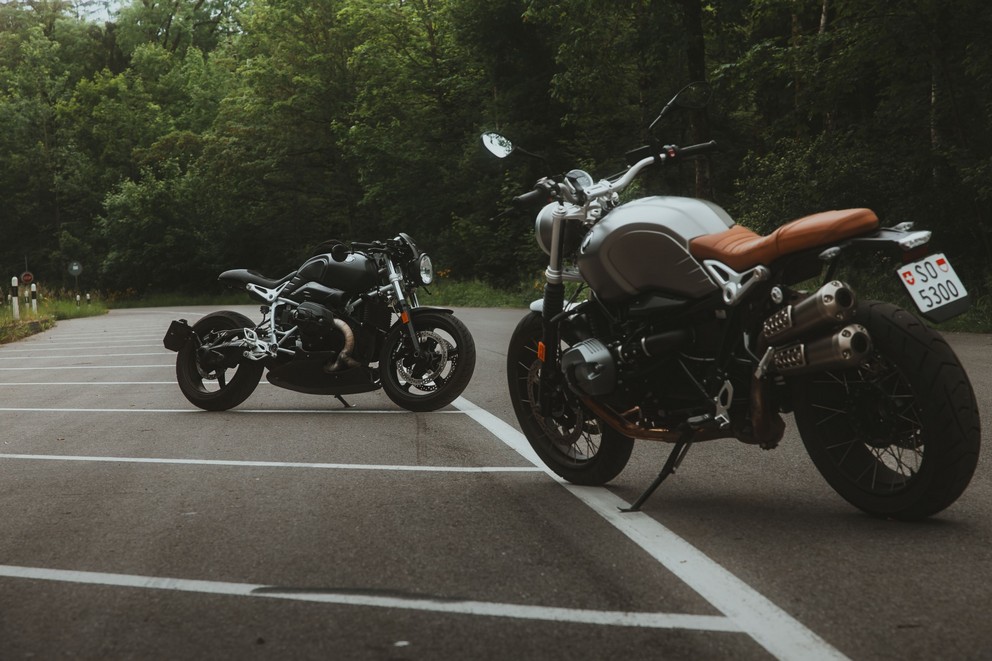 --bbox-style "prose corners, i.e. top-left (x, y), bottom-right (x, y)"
top-left (485, 82), bottom-right (980, 519)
